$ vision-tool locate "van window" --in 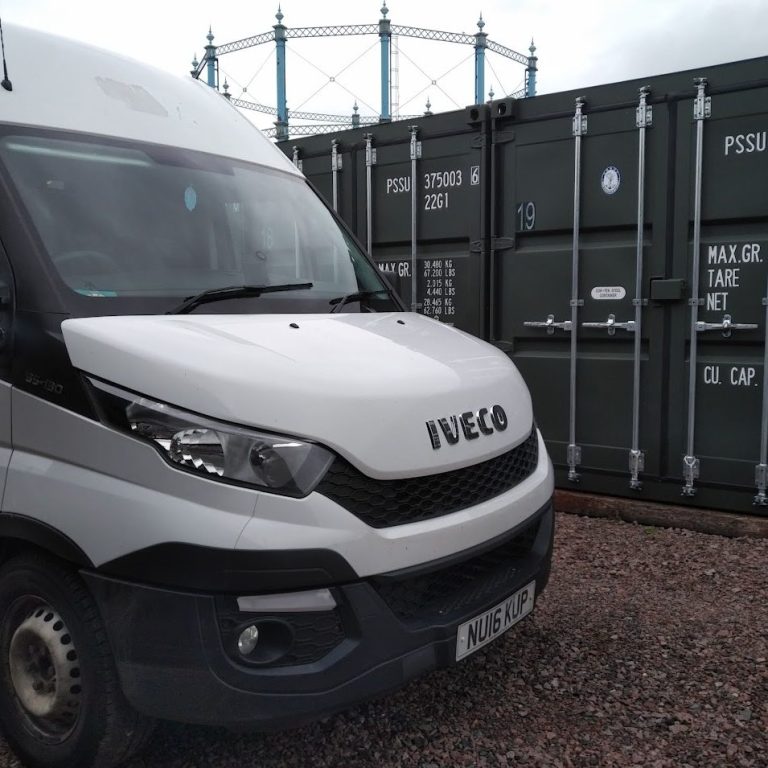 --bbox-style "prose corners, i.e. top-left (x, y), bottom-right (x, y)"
top-left (0, 133), bottom-right (393, 313)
